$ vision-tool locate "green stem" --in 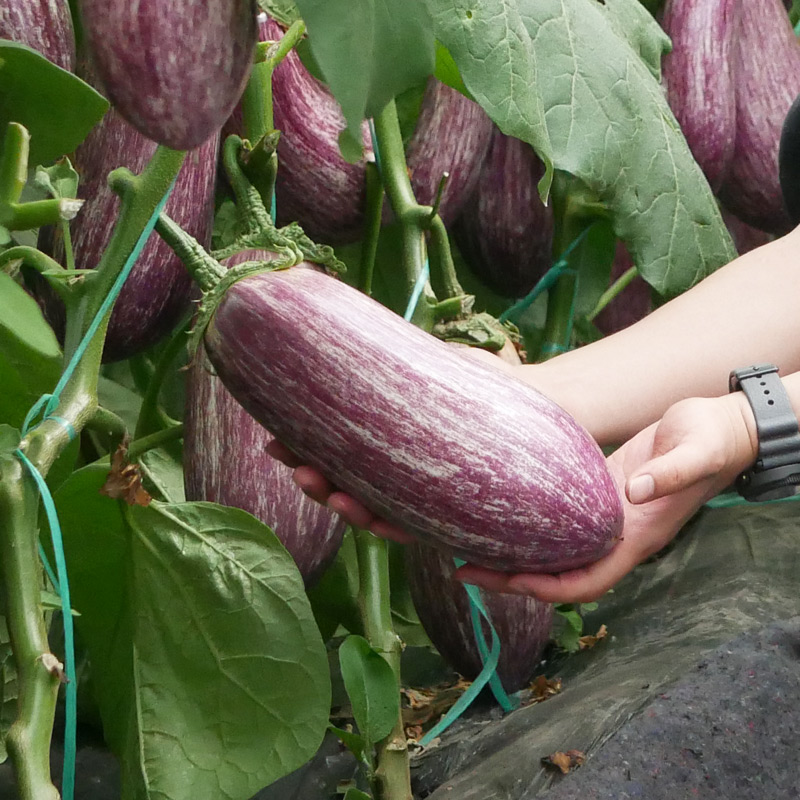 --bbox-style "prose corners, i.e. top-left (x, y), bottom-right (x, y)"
top-left (427, 216), bottom-right (462, 300)
top-left (134, 316), bottom-right (190, 439)
top-left (222, 136), bottom-right (272, 235)
top-left (0, 246), bottom-right (75, 302)
top-left (155, 212), bottom-right (226, 292)
top-left (85, 405), bottom-right (128, 442)
top-left (267, 20), bottom-right (307, 71)
top-left (0, 459), bottom-right (61, 800)
top-left (587, 265), bottom-right (639, 322)
top-left (353, 529), bottom-right (412, 800)
top-left (127, 424), bottom-right (183, 461)
top-left (359, 162), bottom-right (385, 296)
